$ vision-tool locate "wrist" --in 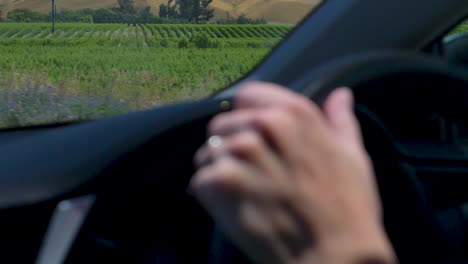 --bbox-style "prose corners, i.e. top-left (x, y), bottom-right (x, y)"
top-left (300, 221), bottom-right (396, 264)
